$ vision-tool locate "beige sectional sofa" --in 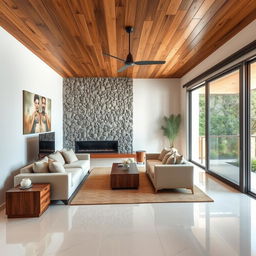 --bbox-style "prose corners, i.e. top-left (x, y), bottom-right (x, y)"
top-left (146, 153), bottom-right (194, 193)
top-left (14, 153), bottom-right (90, 204)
